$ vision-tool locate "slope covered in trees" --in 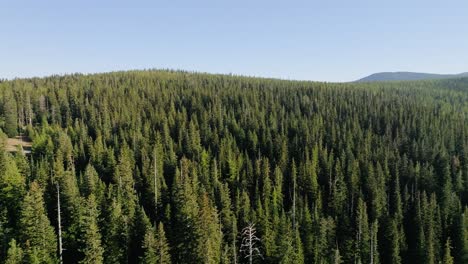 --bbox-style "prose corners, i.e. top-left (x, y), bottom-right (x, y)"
top-left (0, 70), bottom-right (467, 263)
top-left (356, 71), bottom-right (468, 82)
